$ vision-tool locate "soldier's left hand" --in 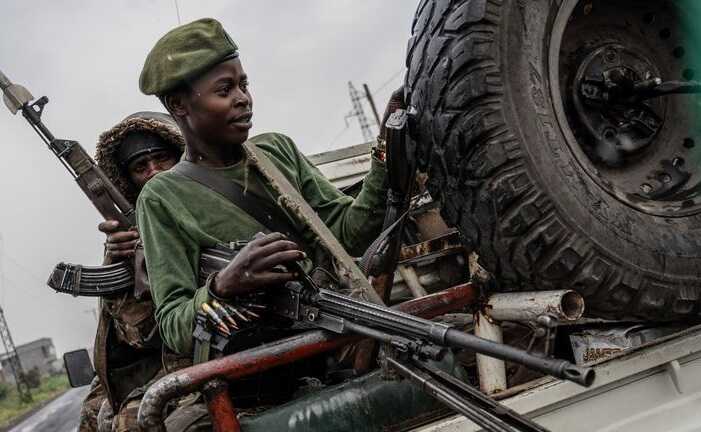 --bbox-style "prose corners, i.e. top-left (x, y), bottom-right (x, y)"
top-left (99, 220), bottom-right (140, 261)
